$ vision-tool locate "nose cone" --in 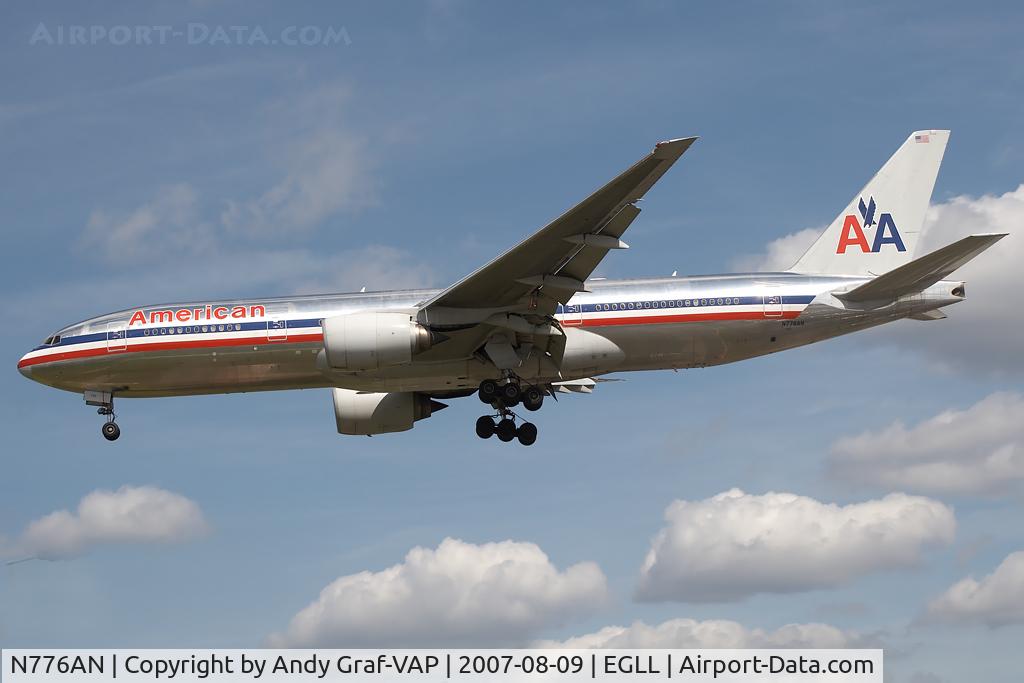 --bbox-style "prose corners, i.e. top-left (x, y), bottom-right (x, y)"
top-left (17, 354), bottom-right (33, 380)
